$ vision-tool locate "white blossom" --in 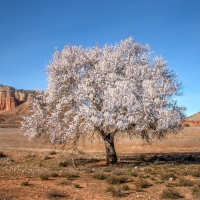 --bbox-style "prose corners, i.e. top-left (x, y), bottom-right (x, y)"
top-left (21, 37), bottom-right (185, 144)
